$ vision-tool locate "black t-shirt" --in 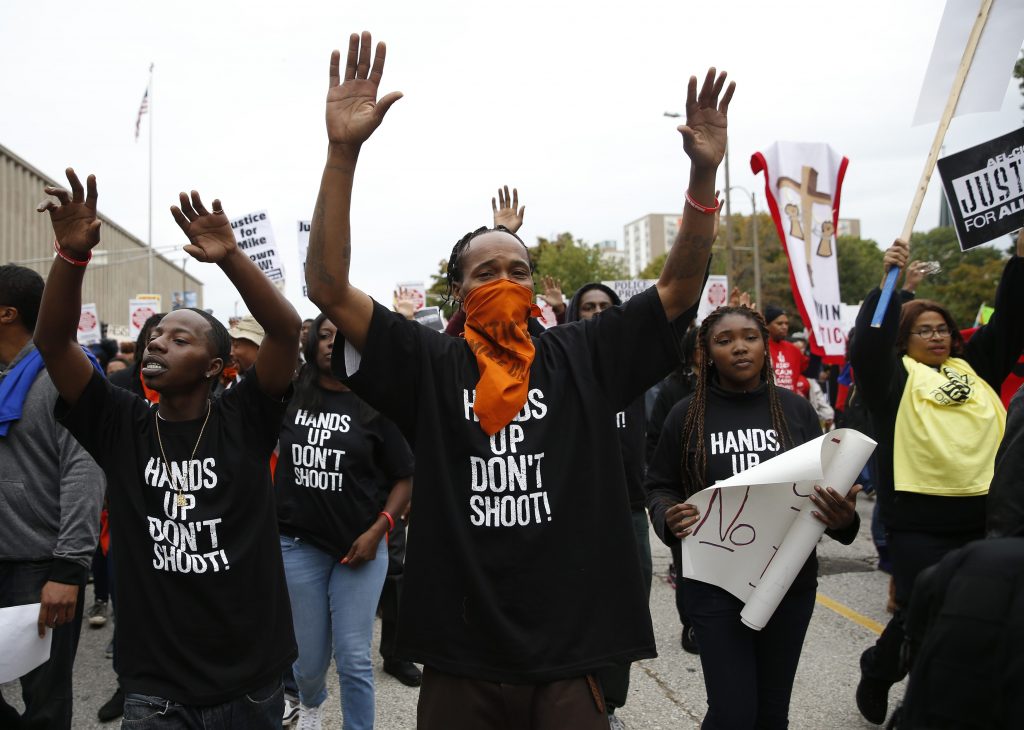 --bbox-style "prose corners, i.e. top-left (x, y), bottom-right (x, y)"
top-left (333, 286), bottom-right (692, 682)
top-left (617, 396), bottom-right (647, 510)
top-left (56, 371), bottom-right (296, 705)
top-left (275, 389), bottom-right (414, 559)
top-left (645, 382), bottom-right (858, 590)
